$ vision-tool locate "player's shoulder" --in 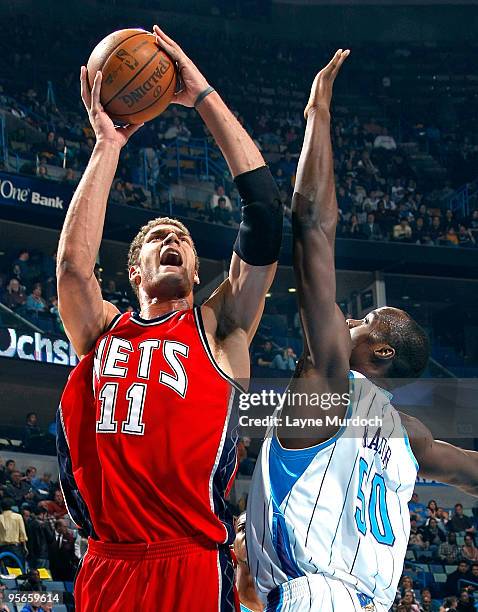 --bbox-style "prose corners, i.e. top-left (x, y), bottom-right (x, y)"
top-left (398, 411), bottom-right (433, 462)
